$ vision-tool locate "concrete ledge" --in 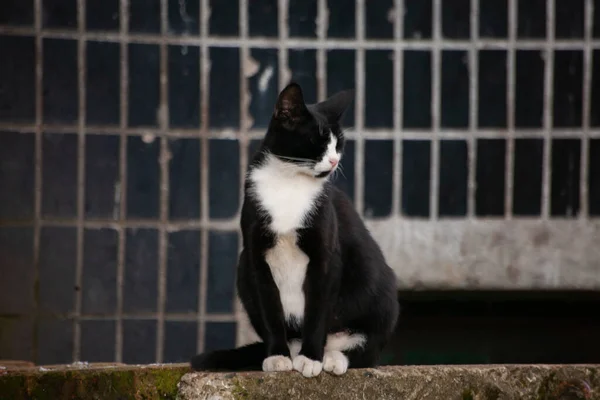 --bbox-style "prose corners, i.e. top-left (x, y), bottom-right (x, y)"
top-left (178, 365), bottom-right (600, 400)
